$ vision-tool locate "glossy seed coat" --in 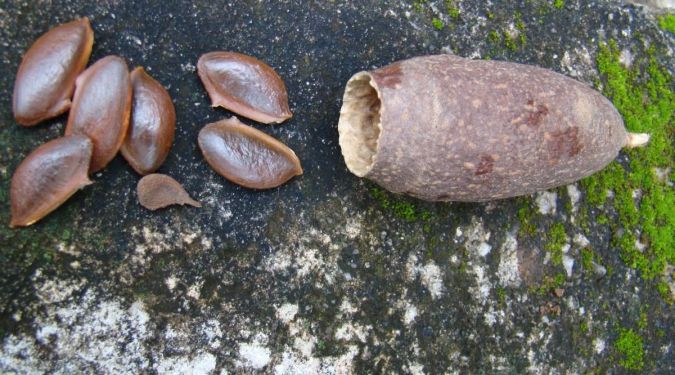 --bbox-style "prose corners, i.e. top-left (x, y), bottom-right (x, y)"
top-left (121, 67), bottom-right (176, 175)
top-left (197, 52), bottom-right (292, 124)
top-left (65, 56), bottom-right (132, 173)
top-left (10, 135), bottom-right (93, 228)
top-left (13, 17), bottom-right (94, 126)
top-left (137, 174), bottom-right (201, 210)
top-left (198, 117), bottom-right (303, 189)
